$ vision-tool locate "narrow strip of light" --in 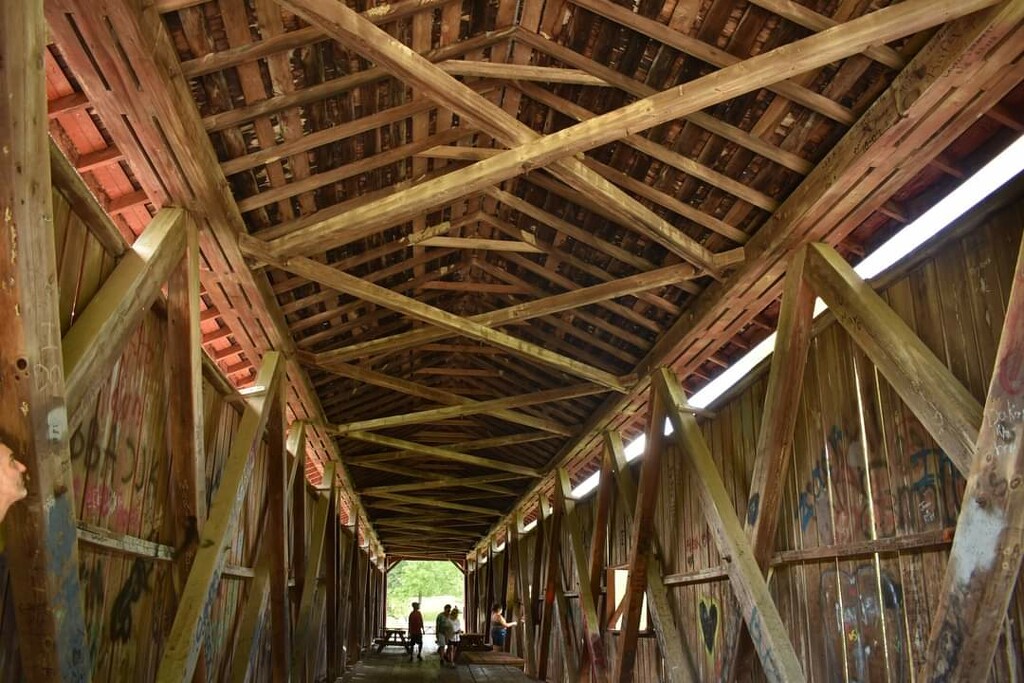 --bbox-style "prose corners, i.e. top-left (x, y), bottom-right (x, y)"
top-left (568, 134), bottom-right (1024, 501)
